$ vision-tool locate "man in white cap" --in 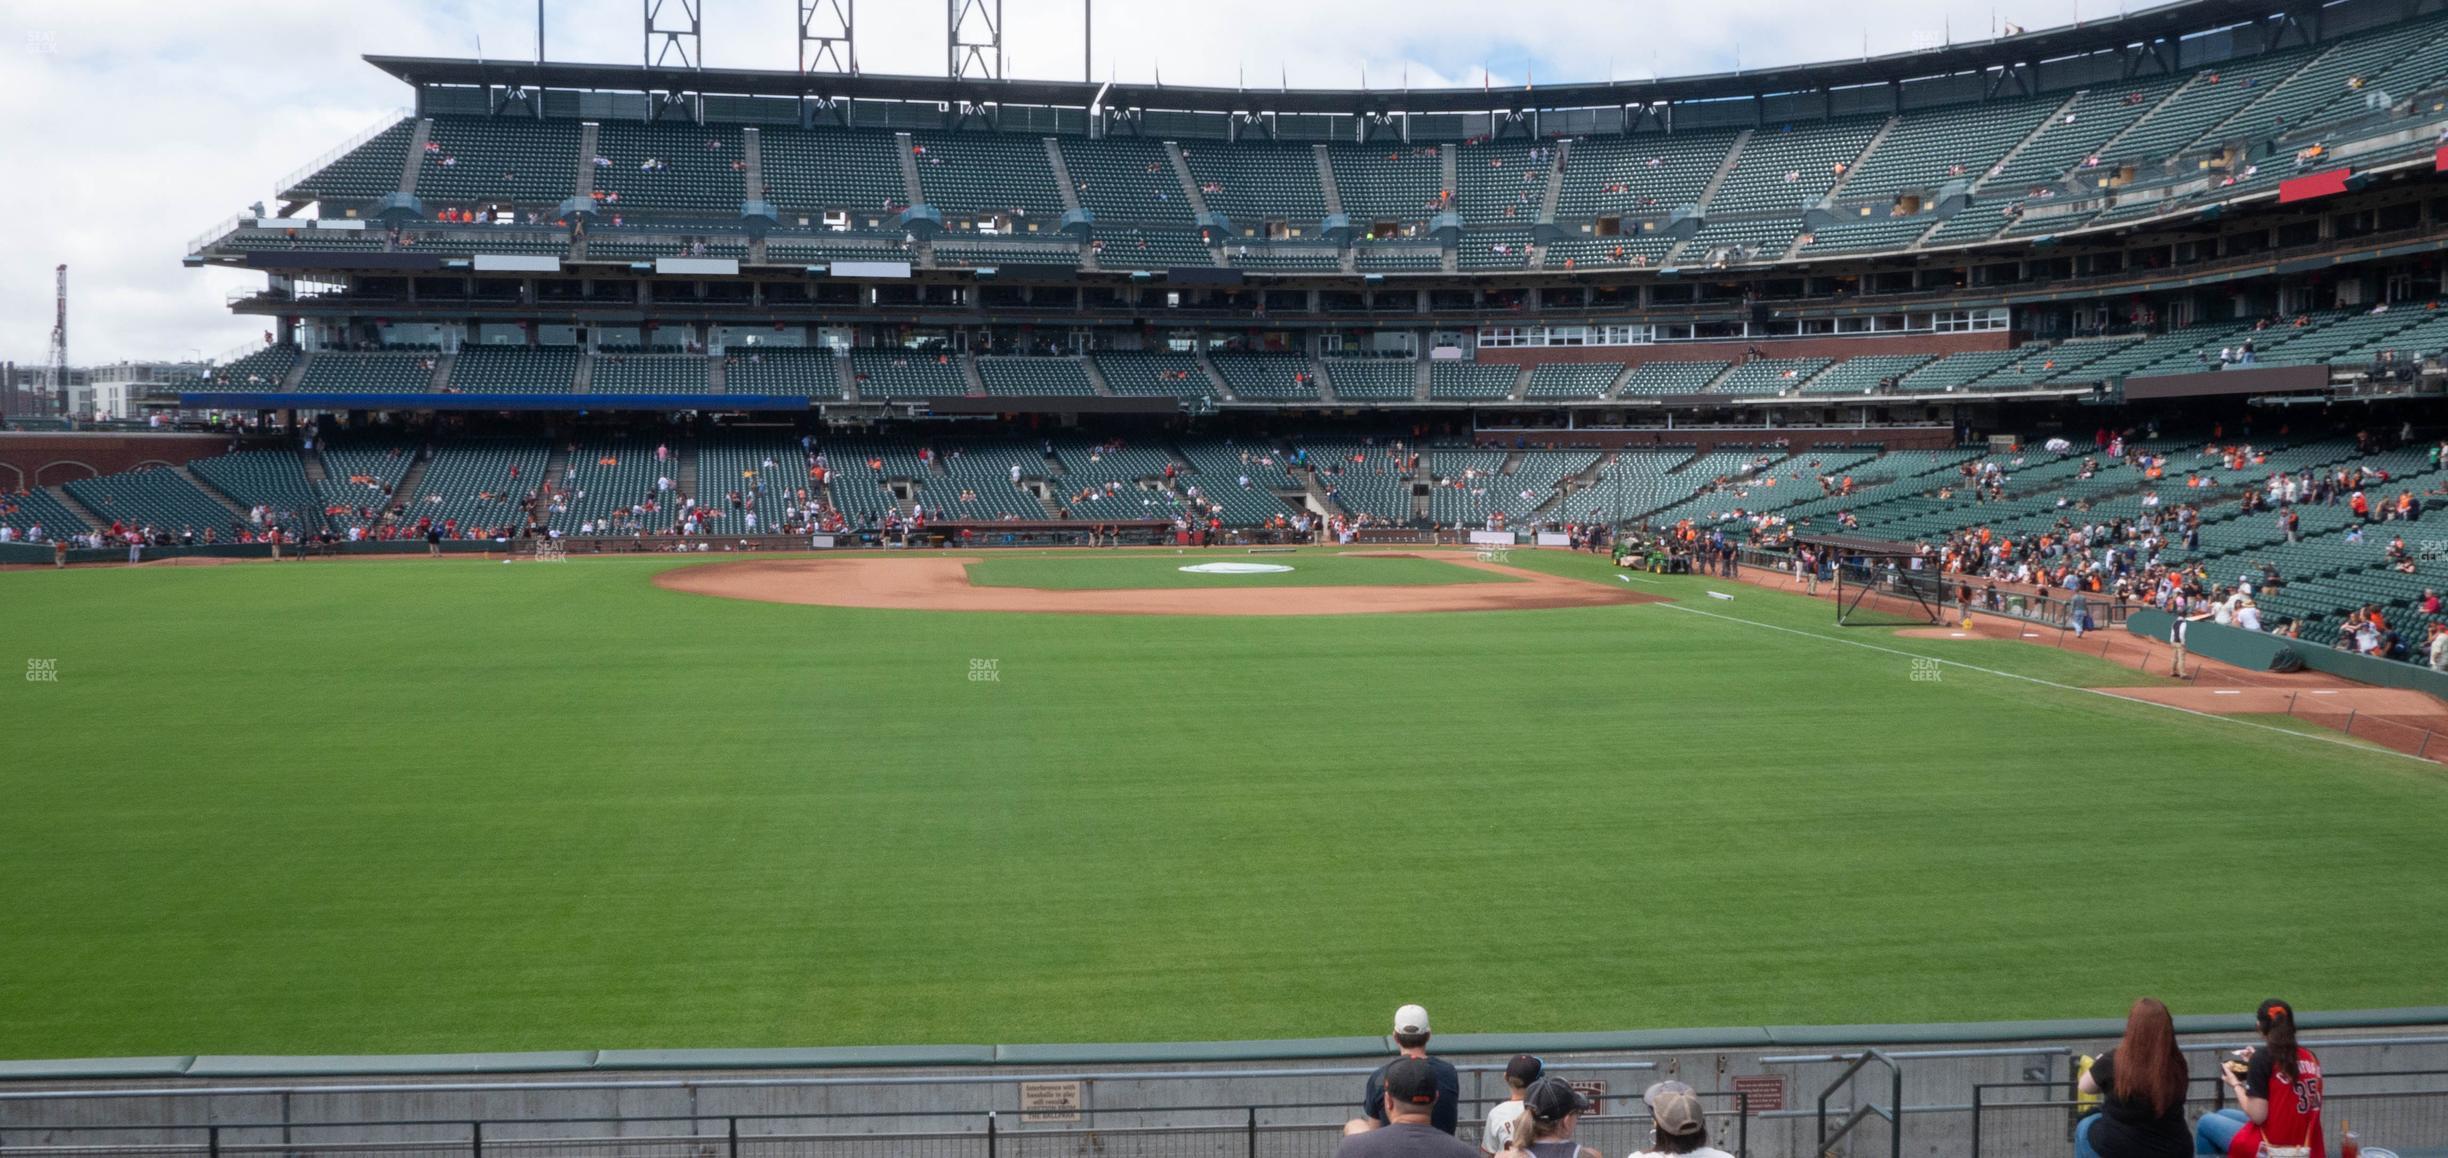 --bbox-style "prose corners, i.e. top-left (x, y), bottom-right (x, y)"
top-left (1357, 1004), bottom-right (1461, 1135)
